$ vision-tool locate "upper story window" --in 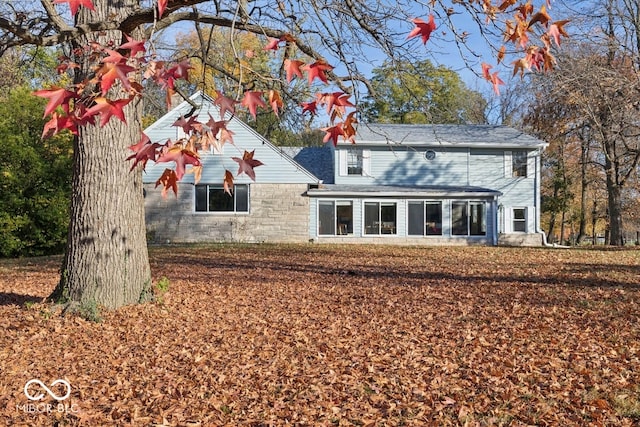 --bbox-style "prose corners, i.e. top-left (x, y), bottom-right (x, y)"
top-left (339, 148), bottom-right (370, 177)
top-left (512, 150), bottom-right (528, 177)
top-left (347, 149), bottom-right (363, 175)
top-left (195, 184), bottom-right (249, 213)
